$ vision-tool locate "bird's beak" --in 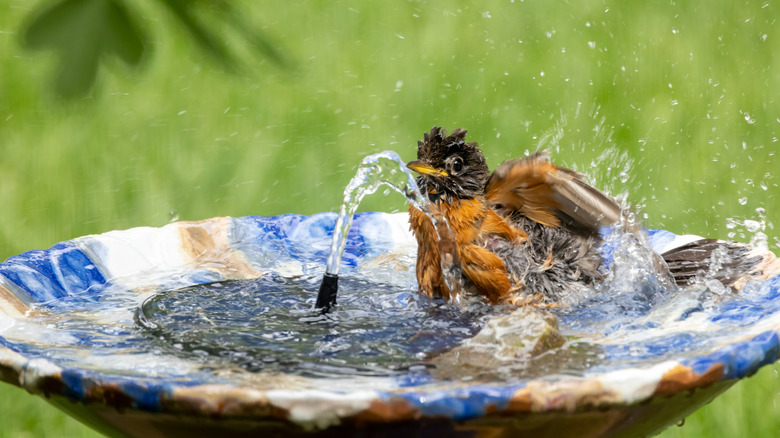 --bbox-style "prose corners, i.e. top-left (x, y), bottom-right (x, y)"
top-left (406, 160), bottom-right (449, 177)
